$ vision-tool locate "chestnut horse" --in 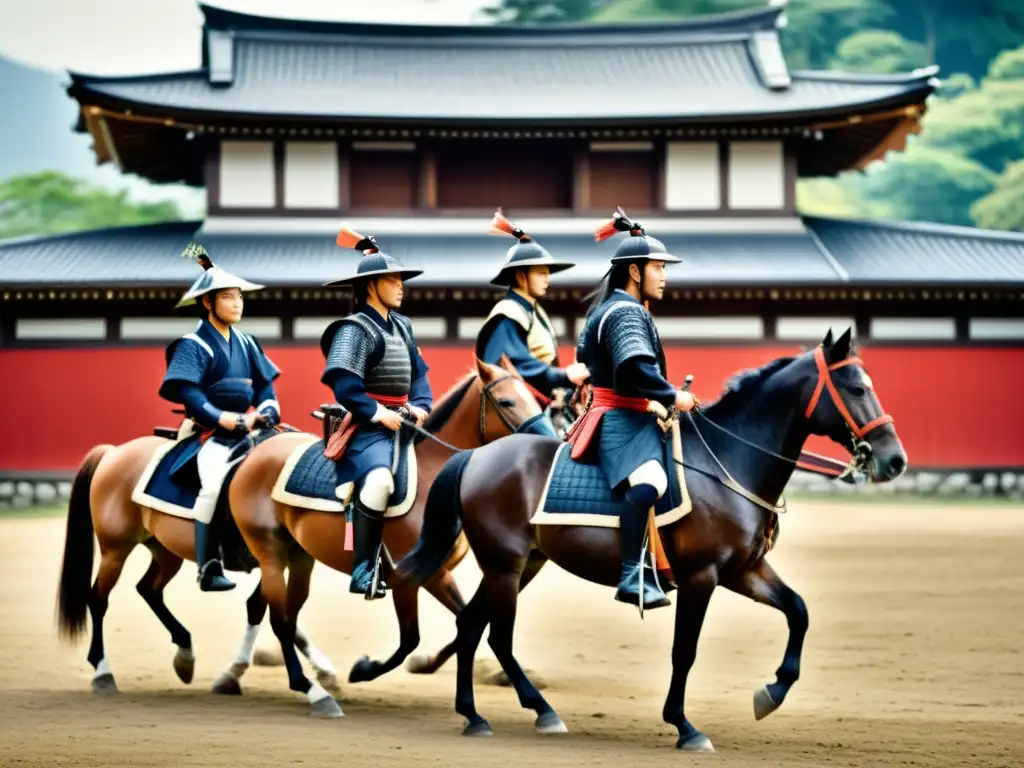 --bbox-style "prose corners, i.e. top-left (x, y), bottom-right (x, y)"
top-left (396, 329), bottom-right (908, 750)
top-left (56, 358), bottom-right (542, 713)
top-left (221, 357), bottom-right (545, 716)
